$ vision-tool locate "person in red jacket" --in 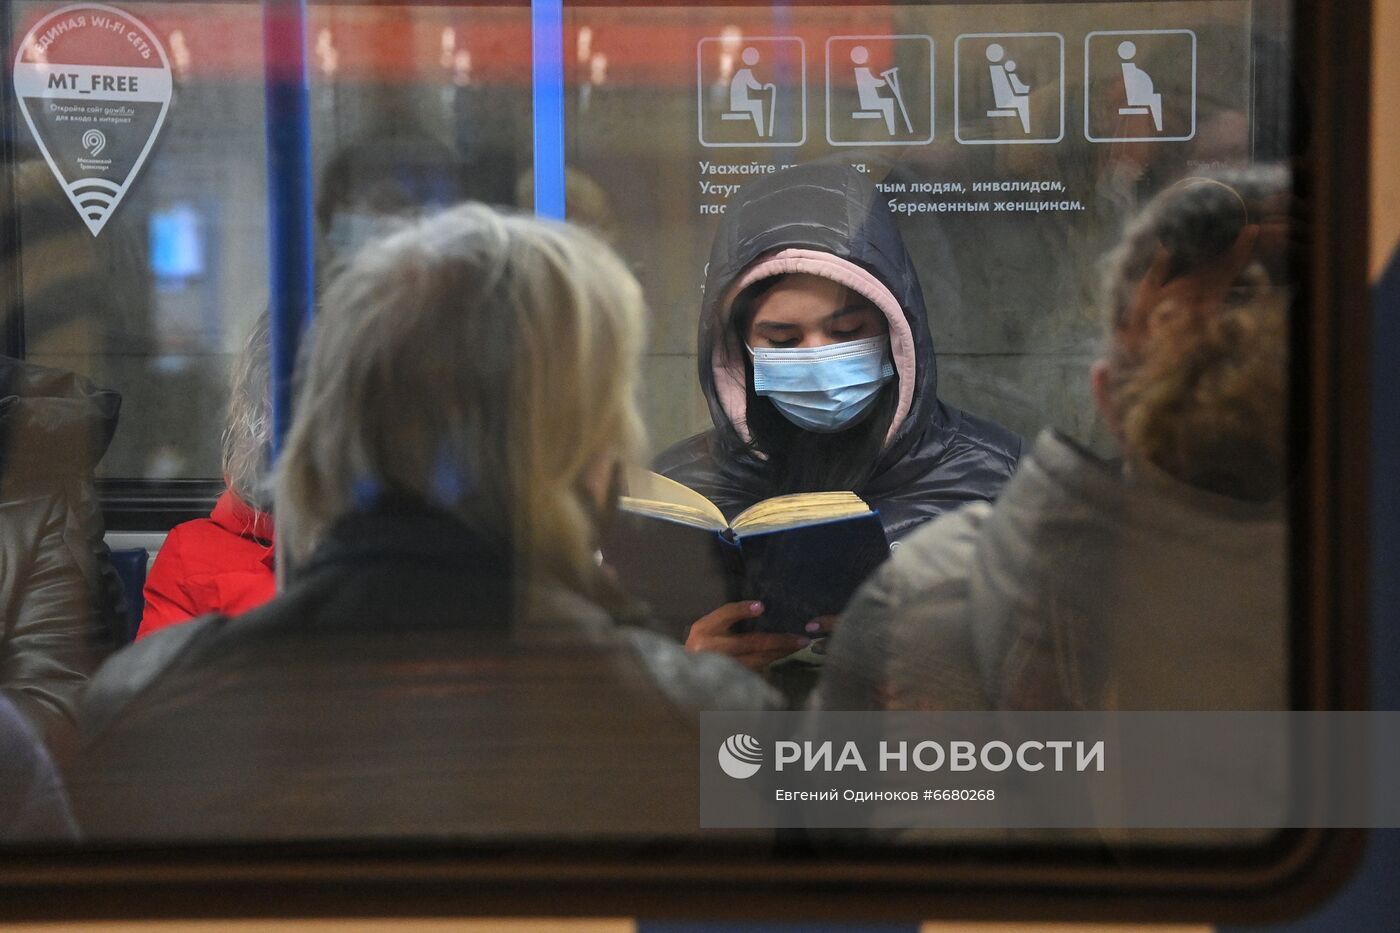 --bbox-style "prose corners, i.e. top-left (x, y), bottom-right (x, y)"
top-left (139, 315), bottom-right (274, 638)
